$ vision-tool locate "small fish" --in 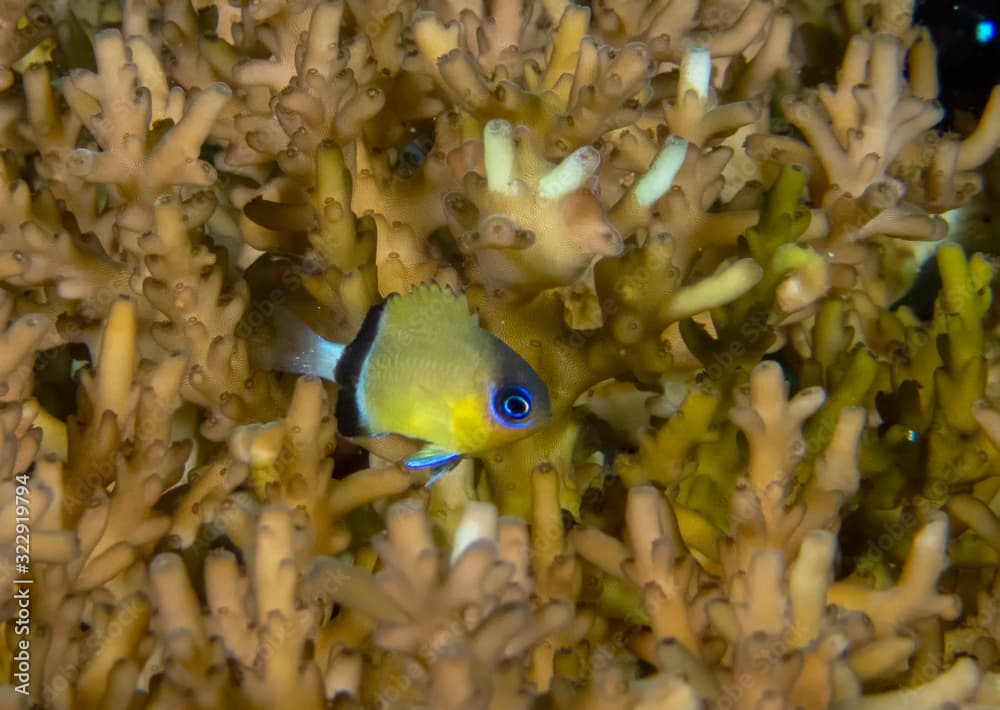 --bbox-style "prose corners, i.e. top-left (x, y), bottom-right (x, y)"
top-left (253, 283), bottom-right (551, 481)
